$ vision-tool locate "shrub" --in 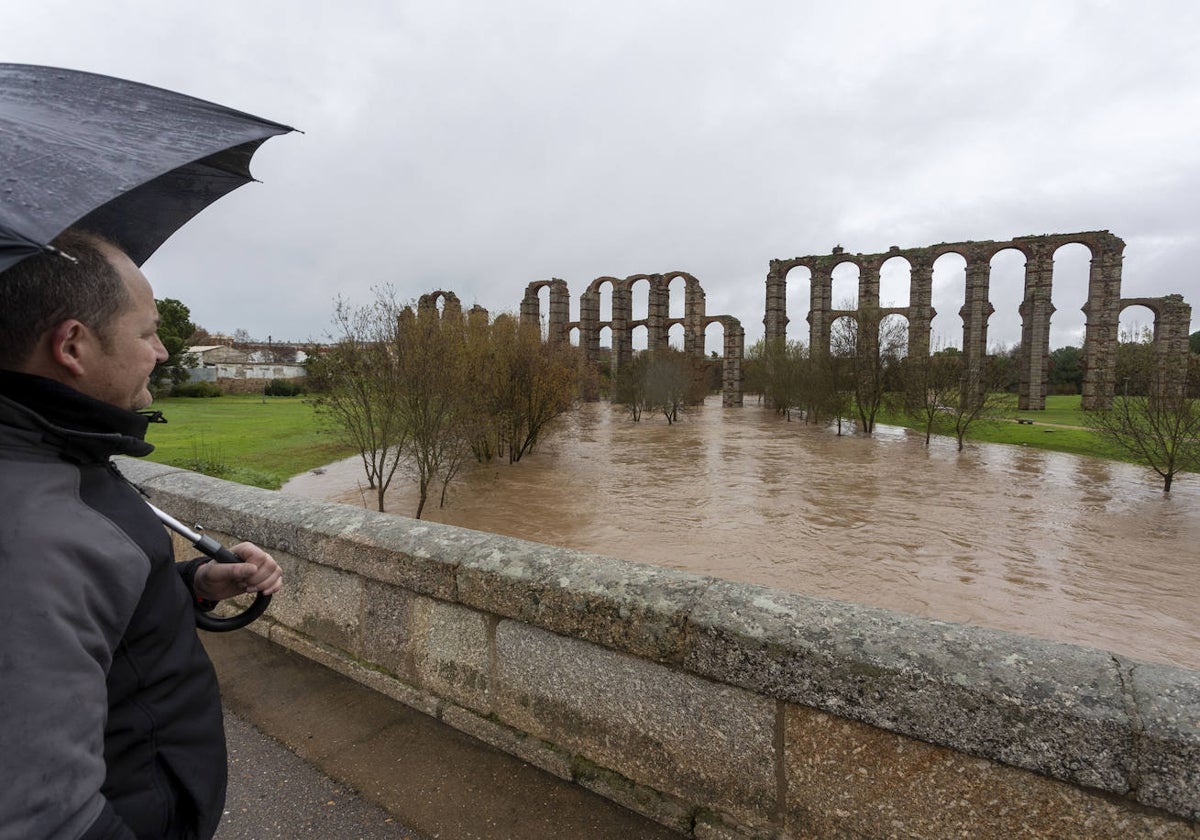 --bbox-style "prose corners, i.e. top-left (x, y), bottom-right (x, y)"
top-left (264, 378), bottom-right (305, 397)
top-left (171, 382), bottom-right (223, 398)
